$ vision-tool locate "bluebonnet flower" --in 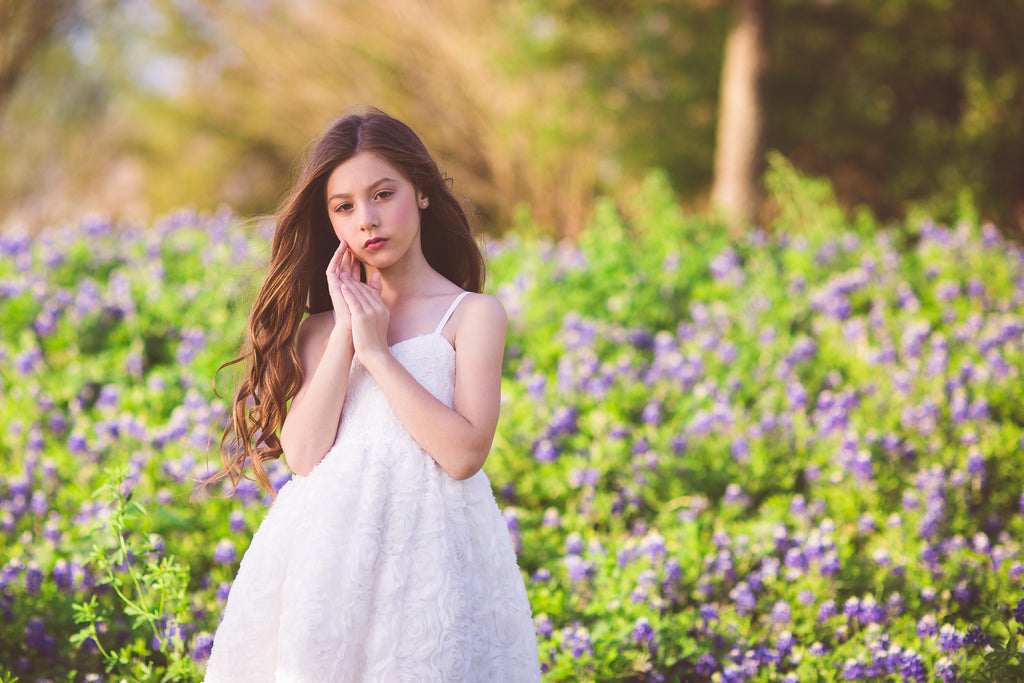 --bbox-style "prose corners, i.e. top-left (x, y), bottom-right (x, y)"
top-left (723, 484), bottom-right (749, 507)
top-left (789, 494), bottom-right (806, 516)
top-left (151, 617), bottom-right (184, 651)
top-left (24, 616), bottom-right (56, 656)
top-left (696, 653), bottom-right (717, 676)
top-left (147, 533), bottom-right (165, 559)
top-left (25, 562), bottom-right (43, 594)
top-left (525, 373), bottom-right (546, 399)
top-left (818, 599), bottom-right (837, 623)
top-left (730, 436), bottom-right (749, 463)
top-left (933, 656), bottom-right (958, 683)
top-left (190, 631), bottom-right (214, 661)
top-left (631, 617), bottom-right (656, 646)
top-left (216, 581), bottom-right (231, 602)
top-left (533, 439), bottom-right (559, 463)
top-left (771, 600), bottom-right (791, 624)
top-left (819, 551), bottom-right (841, 576)
top-left (229, 510), bottom-right (247, 533)
top-left (886, 592), bottom-right (904, 617)
top-left (547, 406), bottom-right (578, 437)
top-left (1013, 588), bottom-right (1024, 635)
top-left (212, 539), bottom-right (236, 564)
top-left (52, 559), bottom-right (72, 591)
top-left (641, 401), bottom-right (661, 426)
top-left (563, 555), bottom-right (595, 584)
top-left (937, 623), bottom-right (964, 653)
top-left (561, 625), bottom-right (593, 657)
top-left (859, 595), bottom-right (885, 624)
top-left (915, 614), bottom-right (938, 637)
top-left (964, 624), bottom-right (989, 646)
top-left (729, 582), bottom-right (756, 615)
top-left (898, 649), bottom-right (926, 682)
top-left (840, 658), bottom-right (865, 680)
top-left (564, 532), bottom-right (585, 555)
top-left (664, 557), bottom-right (682, 584)
top-left (531, 568), bottom-right (551, 583)
top-left (534, 613), bottom-right (553, 639)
